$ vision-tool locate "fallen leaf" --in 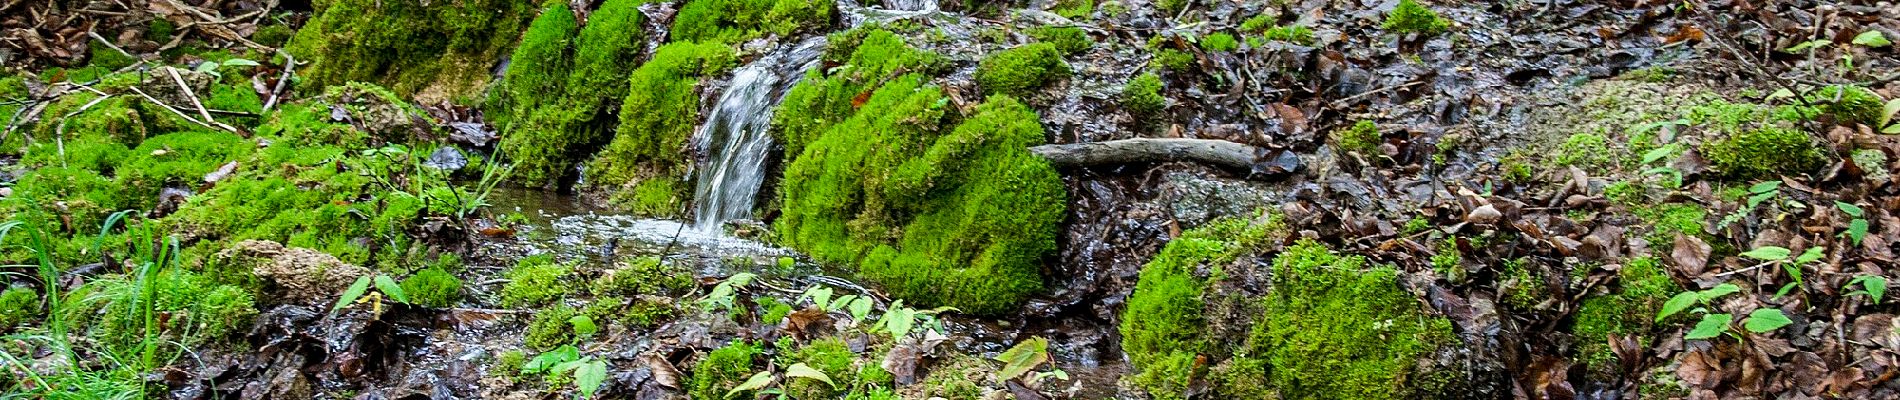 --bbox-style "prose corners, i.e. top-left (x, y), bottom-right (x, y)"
top-left (1673, 233), bottom-right (1712, 276)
